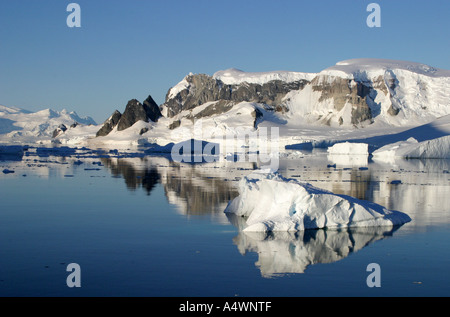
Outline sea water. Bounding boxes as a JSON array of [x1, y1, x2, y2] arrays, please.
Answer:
[[0, 149, 449, 296]]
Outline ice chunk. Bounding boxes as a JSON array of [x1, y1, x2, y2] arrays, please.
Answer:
[[327, 142, 369, 155], [224, 172, 411, 232]]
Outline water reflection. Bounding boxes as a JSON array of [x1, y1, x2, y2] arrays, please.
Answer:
[[101, 158, 160, 195], [3, 148, 450, 277], [90, 153, 448, 277], [100, 156, 242, 217], [279, 154, 450, 231], [227, 213, 400, 277]]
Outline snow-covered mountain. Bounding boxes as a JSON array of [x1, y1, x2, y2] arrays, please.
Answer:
[[1, 58, 449, 148], [0, 105, 96, 144], [162, 58, 450, 129]]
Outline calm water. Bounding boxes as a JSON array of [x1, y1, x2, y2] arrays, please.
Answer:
[[0, 148, 449, 297]]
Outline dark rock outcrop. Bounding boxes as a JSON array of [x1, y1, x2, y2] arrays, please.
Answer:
[[96, 110, 122, 137], [142, 95, 162, 122], [312, 76, 375, 125], [96, 95, 162, 137], [117, 99, 147, 131], [52, 124, 67, 138], [117, 98, 161, 132]]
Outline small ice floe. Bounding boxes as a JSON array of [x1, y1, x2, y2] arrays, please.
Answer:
[[224, 172, 411, 232]]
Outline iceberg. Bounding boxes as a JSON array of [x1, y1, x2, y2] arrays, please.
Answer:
[[224, 172, 411, 232], [327, 142, 369, 155]]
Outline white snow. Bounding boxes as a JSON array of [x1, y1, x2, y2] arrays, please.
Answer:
[[213, 68, 316, 85], [327, 142, 369, 155], [224, 172, 411, 232], [368, 114, 450, 160], [280, 58, 450, 127], [167, 76, 190, 99], [89, 120, 155, 147], [0, 105, 97, 144], [1, 58, 449, 152], [373, 135, 450, 159], [324, 58, 450, 78]]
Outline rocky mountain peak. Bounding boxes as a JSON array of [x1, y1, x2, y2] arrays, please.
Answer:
[[96, 95, 162, 137], [161, 73, 308, 119]]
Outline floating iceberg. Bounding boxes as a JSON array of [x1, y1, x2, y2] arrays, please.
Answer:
[[224, 172, 411, 232], [327, 142, 369, 155]]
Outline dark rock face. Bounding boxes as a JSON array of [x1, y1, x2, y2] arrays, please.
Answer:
[[117, 98, 161, 132], [387, 104, 400, 116], [252, 107, 264, 129], [312, 76, 375, 125], [139, 127, 149, 135], [168, 120, 181, 130], [162, 72, 382, 126], [96, 110, 122, 137], [186, 100, 234, 120], [351, 102, 373, 125], [164, 74, 232, 118], [117, 99, 147, 131], [143, 95, 162, 122], [52, 124, 67, 138], [96, 95, 162, 137], [164, 69, 422, 127], [163, 73, 308, 118]]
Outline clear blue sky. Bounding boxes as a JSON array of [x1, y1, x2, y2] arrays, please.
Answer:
[[1, 0, 449, 123]]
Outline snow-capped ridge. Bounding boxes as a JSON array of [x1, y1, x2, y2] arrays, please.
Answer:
[[164, 58, 450, 130], [0, 105, 32, 114], [326, 58, 450, 78], [0, 105, 97, 143], [213, 68, 316, 85]]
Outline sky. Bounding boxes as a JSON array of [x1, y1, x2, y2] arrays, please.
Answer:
[[1, 0, 449, 123]]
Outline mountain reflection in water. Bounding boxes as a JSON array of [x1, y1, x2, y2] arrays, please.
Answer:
[[5, 148, 448, 278], [97, 154, 450, 229], [100, 156, 242, 216], [93, 153, 449, 277]]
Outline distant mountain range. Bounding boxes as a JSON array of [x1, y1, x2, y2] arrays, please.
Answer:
[[0, 105, 96, 143], [1, 58, 449, 146]]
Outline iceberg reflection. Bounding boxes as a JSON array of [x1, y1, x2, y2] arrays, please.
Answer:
[[227, 213, 402, 277]]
